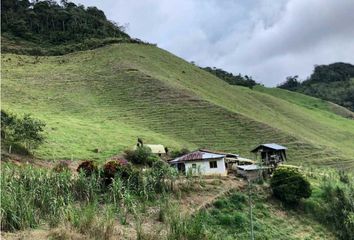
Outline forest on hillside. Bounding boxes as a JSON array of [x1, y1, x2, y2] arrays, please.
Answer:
[[278, 62, 354, 111], [1, 0, 129, 43], [201, 66, 259, 89]]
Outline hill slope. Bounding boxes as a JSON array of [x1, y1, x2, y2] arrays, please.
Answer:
[[2, 44, 354, 167]]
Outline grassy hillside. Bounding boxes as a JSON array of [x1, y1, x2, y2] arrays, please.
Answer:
[[199, 189, 335, 240], [2, 44, 354, 167]]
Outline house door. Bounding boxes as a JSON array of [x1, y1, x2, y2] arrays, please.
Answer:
[[177, 163, 185, 174]]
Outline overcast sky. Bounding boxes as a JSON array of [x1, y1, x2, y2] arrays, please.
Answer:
[[74, 0, 354, 86]]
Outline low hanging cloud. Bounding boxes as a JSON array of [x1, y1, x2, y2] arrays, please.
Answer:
[[74, 0, 354, 86]]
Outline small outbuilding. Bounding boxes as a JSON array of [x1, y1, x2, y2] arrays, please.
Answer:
[[237, 164, 269, 181], [169, 150, 227, 176], [200, 149, 254, 173], [145, 144, 166, 156], [251, 143, 287, 166], [134, 144, 166, 156]]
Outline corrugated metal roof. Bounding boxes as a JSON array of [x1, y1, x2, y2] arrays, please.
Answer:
[[236, 157, 256, 163], [199, 149, 239, 157], [237, 164, 268, 171], [251, 143, 287, 152], [169, 150, 225, 163]]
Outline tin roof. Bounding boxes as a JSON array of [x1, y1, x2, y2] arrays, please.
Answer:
[[199, 149, 239, 158], [169, 150, 225, 163], [237, 164, 268, 171], [251, 143, 287, 152]]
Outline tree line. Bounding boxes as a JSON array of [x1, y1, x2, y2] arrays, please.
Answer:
[[1, 0, 129, 44], [201, 66, 259, 89], [278, 62, 354, 111]]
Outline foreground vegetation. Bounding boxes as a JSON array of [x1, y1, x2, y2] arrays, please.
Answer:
[[0, 160, 175, 235], [2, 162, 351, 239], [196, 168, 353, 240]]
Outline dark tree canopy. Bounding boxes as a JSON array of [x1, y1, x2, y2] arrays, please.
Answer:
[[270, 168, 311, 206], [1, 0, 129, 44], [201, 66, 258, 89], [277, 75, 301, 91], [277, 62, 354, 111]]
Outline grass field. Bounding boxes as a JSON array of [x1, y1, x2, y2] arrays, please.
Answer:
[[2, 43, 354, 167]]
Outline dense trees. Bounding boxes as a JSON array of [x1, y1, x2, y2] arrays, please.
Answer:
[[1, 0, 129, 44], [201, 66, 258, 89], [277, 75, 301, 91], [278, 62, 354, 111]]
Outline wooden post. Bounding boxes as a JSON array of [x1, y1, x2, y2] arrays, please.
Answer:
[[248, 179, 255, 240]]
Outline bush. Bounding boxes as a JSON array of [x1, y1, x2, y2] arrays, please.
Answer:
[[170, 148, 190, 158], [102, 160, 132, 185], [53, 160, 70, 173], [270, 168, 311, 206], [339, 170, 350, 184], [77, 161, 98, 177], [124, 146, 157, 166], [1, 110, 46, 153], [320, 184, 354, 239]]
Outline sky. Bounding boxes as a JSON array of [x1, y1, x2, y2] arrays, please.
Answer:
[[74, 0, 354, 86]]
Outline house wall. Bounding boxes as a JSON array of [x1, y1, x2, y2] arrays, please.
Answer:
[[184, 158, 227, 176]]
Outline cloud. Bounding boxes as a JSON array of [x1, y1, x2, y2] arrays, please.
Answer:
[[74, 0, 354, 86]]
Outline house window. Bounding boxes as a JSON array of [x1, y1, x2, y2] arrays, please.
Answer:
[[209, 161, 217, 168], [192, 164, 197, 169]]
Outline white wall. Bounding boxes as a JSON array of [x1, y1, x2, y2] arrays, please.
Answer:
[[184, 158, 227, 176]]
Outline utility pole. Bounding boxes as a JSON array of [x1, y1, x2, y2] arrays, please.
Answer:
[[248, 179, 254, 240]]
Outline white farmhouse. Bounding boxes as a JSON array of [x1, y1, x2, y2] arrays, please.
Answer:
[[169, 150, 227, 176]]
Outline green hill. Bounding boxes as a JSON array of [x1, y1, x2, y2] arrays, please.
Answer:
[[2, 44, 354, 167]]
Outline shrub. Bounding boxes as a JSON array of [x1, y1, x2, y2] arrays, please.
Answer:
[[77, 161, 98, 177], [102, 160, 132, 185], [219, 214, 233, 225], [339, 170, 350, 184], [233, 212, 246, 228], [320, 184, 354, 239], [270, 168, 311, 206], [103, 160, 120, 181], [213, 199, 229, 209], [1, 110, 46, 153], [170, 148, 190, 158], [53, 160, 70, 173], [124, 146, 157, 165]]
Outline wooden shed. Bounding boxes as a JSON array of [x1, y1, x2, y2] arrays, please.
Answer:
[[251, 143, 287, 166]]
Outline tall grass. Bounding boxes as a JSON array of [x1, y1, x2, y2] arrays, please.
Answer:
[[166, 204, 210, 240], [0, 162, 182, 233], [1, 164, 75, 230], [302, 169, 354, 240]]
